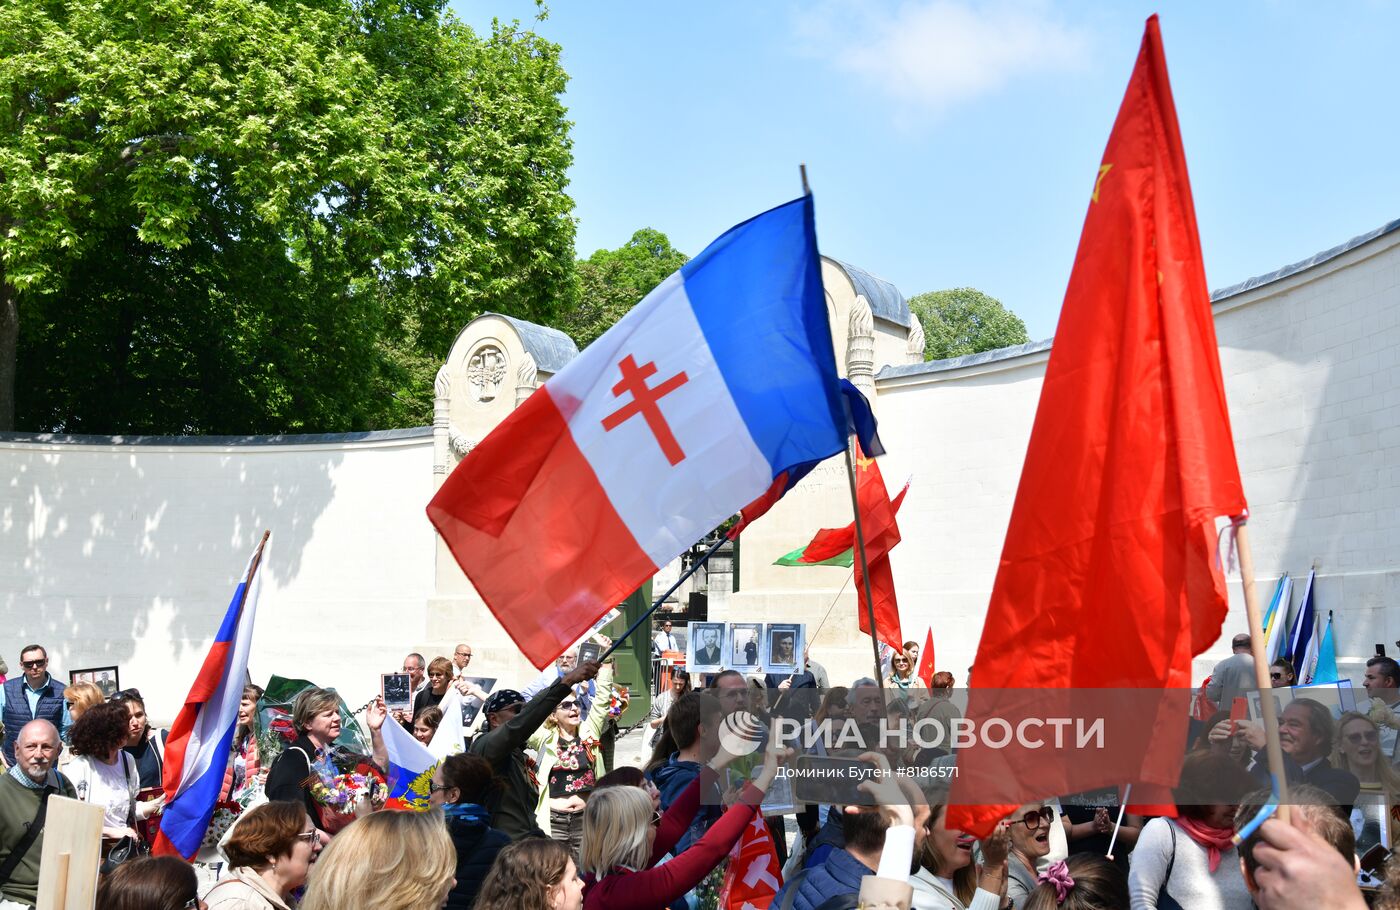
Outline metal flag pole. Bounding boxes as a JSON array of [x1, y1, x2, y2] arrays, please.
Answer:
[[599, 535, 727, 663], [1235, 520, 1292, 824], [801, 161, 885, 689]]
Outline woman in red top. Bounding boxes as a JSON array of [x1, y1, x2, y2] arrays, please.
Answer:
[[579, 742, 781, 910]]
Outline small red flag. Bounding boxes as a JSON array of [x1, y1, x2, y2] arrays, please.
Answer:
[[717, 815, 783, 910], [947, 16, 1246, 837], [851, 447, 905, 652], [917, 626, 936, 688]]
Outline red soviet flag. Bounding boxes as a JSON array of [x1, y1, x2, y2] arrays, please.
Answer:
[[947, 16, 1247, 837], [917, 626, 936, 688], [852, 445, 905, 652]]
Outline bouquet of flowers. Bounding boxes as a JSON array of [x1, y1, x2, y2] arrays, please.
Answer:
[[201, 800, 243, 851], [607, 685, 630, 719], [303, 755, 384, 834]]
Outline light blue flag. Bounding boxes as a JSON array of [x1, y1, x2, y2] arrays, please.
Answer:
[[1313, 612, 1340, 685]]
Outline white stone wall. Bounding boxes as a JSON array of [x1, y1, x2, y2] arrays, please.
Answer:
[[2, 224, 1395, 721], [0, 431, 439, 722]]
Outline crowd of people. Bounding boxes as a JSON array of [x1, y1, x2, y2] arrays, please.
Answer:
[[1, 635, 1399, 910]]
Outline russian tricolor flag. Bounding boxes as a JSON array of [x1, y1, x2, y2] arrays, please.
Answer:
[[428, 196, 847, 668], [153, 533, 269, 859]]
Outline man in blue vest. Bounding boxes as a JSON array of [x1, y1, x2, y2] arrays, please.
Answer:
[[1, 646, 70, 767]]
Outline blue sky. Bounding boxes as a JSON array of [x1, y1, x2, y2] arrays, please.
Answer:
[[452, 1, 1400, 340]]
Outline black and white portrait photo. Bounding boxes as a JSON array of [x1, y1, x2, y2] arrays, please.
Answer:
[[687, 622, 726, 672]]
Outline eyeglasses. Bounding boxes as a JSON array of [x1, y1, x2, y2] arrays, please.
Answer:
[[430, 784, 454, 794], [1346, 730, 1380, 745], [1017, 806, 1056, 830], [295, 830, 319, 845], [1270, 672, 1284, 680], [651, 809, 663, 825], [558, 700, 579, 710], [20, 659, 47, 669]]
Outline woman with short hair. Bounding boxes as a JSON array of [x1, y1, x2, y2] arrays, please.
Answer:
[[430, 753, 511, 910], [204, 802, 322, 909], [97, 855, 203, 910], [66, 702, 152, 847], [264, 688, 347, 831], [1006, 803, 1055, 906], [474, 839, 584, 910], [414, 657, 455, 719], [300, 810, 456, 910]]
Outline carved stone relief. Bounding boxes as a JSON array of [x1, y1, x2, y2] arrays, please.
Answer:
[[465, 345, 508, 403]]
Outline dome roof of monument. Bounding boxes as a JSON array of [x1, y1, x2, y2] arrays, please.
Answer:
[[482, 313, 580, 375], [826, 258, 913, 328]]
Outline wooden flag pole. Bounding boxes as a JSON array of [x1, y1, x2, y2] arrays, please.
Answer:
[[1235, 520, 1291, 823], [800, 162, 884, 689]]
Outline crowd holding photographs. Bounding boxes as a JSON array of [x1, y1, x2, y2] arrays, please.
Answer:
[[681, 620, 805, 674]]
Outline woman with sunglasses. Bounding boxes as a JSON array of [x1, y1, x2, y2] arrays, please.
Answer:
[[428, 753, 511, 910], [886, 653, 927, 695], [204, 802, 323, 910], [1270, 659, 1296, 688], [1006, 803, 1056, 906], [528, 661, 616, 856], [1333, 710, 1400, 858]]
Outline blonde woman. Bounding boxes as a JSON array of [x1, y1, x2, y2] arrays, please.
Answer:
[[529, 662, 615, 854], [1333, 711, 1400, 857], [579, 740, 781, 910], [64, 682, 105, 723], [301, 810, 455, 910], [886, 653, 926, 694], [264, 688, 344, 831]]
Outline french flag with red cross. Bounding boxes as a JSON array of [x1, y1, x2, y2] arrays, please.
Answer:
[[427, 196, 847, 668]]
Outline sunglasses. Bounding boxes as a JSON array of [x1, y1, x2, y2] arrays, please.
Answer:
[[1017, 806, 1056, 830], [1269, 672, 1285, 680], [558, 700, 579, 710], [430, 783, 454, 794], [110, 688, 143, 702], [21, 659, 47, 669], [1346, 730, 1380, 745]]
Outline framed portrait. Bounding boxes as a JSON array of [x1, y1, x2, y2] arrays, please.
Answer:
[[578, 642, 603, 665], [381, 672, 413, 714], [70, 667, 120, 699], [687, 622, 726, 673], [459, 676, 497, 728], [727, 623, 763, 671], [762, 623, 804, 675]]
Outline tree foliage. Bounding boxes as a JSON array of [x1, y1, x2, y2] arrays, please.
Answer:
[[908, 287, 1030, 361], [558, 228, 688, 348], [1, 0, 575, 433]]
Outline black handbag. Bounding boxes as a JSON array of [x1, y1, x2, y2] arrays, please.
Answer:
[[99, 754, 151, 875]]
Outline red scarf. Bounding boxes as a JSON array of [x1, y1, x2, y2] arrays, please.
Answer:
[[1175, 817, 1234, 872]]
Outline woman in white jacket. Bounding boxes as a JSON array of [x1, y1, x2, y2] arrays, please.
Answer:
[[911, 804, 1011, 910], [65, 702, 160, 848]]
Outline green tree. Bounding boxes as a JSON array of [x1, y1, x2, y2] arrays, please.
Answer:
[[559, 228, 688, 347], [1, 0, 574, 433], [908, 287, 1030, 361]]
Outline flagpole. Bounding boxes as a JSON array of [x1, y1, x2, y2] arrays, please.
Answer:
[[1235, 521, 1292, 823], [599, 535, 727, 664], [800, 162, 884, 690]]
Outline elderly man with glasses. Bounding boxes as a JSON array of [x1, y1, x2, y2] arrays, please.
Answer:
[[0, 646, 70, 768]]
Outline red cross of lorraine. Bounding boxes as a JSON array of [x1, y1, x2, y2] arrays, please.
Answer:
[[600, 354, 689, 465]]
